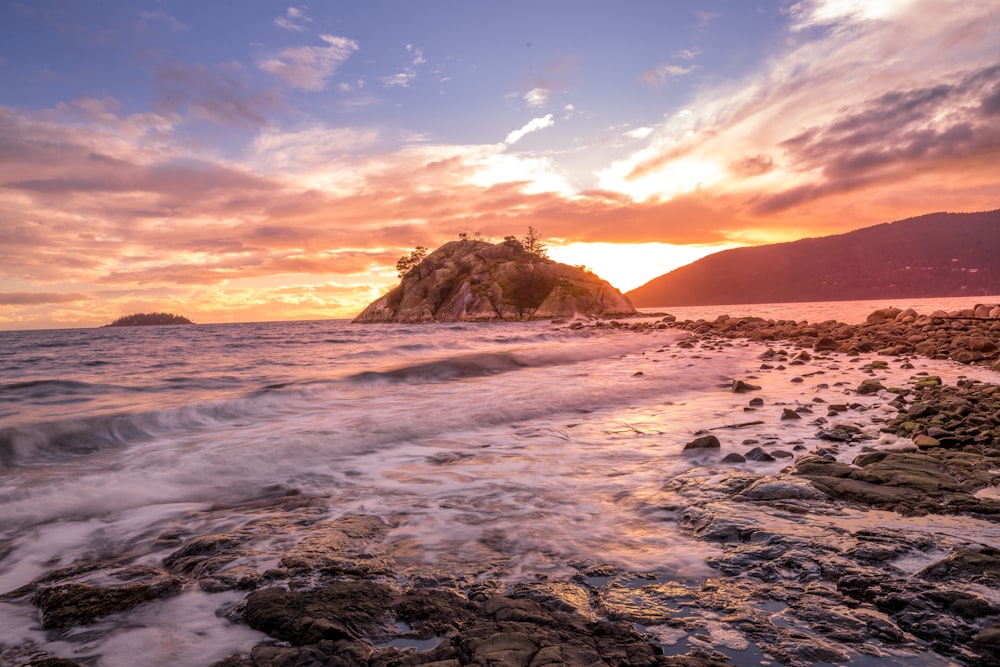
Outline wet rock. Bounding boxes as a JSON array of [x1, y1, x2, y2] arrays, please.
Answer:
[[973, 625, 1000, 665], [736, 478, 824, 501], [27, 565, 183, 630], [684, 434, 721, 451], [242, 581, 398, 644], [0, 645, 84, 667], [856, 379, 885, 395], [721, 452, 746, 463], [780, 408, 801, 420], [731, 380, 761, 393], [234, 582, 672, 667], [744, 447, 775, 462], [794, 456, 854, 478], [162, 504, 392, 589], [918, 547, 1000, 584]]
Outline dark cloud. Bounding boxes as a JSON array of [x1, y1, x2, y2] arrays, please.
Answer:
[[758, 63, 1000, 213], [728, 154, 774, 177]]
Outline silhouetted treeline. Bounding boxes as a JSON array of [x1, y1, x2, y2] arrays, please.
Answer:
[[104, 313, 194, 327]]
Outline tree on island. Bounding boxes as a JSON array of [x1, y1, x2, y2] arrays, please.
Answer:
[[105, 312, 194, 327], [521, 226, 547, 258], [396, 246, 428, 278]]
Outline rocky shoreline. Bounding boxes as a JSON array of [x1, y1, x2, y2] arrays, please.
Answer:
[[3, 306, 1000, 666]]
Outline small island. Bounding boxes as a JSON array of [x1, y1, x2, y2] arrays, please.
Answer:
[[103, 312, 194, 327], [353, 231, 636, 323]]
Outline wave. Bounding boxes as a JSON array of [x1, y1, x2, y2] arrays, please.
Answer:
[[345, 335, 638, 385], [0, 413, 149, 466], [0, 395, 275, 467], [348, 352, 531, 384], [0, 379, 104, 401], [0, 331, 693, 467]]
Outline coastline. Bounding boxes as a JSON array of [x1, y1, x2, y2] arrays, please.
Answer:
[[2, 306, 999, 667]]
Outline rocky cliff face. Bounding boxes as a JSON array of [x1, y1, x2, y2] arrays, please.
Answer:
[[353, 240, 635, 323]]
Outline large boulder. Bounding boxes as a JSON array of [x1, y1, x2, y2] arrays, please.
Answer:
[[353, 240, 636, 323]]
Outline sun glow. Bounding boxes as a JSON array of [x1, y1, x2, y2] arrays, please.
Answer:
[[548, 241, 742, 292]]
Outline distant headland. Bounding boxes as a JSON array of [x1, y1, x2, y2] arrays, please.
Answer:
[[627, 210, 1000, 307], [103, 313, 194, 327]]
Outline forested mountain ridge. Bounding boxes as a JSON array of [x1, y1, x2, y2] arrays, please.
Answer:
[[627, 210, 1000, 307]]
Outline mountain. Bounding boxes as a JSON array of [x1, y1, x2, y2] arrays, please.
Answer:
[[354, 239, 636, 323], [627, 210, 1000, 307]]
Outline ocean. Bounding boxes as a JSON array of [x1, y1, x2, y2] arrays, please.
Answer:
[[1, 296, 998, 666]]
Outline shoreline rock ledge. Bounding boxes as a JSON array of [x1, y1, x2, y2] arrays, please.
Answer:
[[353, 239, 636, 323]]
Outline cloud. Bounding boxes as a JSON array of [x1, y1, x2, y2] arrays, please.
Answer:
[[138, 10, 189, 31], [599, 0, 1000, 227], [697, 11, 720, 28], [625, 127, 654, 141], [154, 60, 281, 127], [406, 44, 426, 66], [788, 0, 915, 31], [275, 6, 312, 32], [728, 154, 774, 177], [381, 70, 416, 88], [505, 114, 555, 145], [524, 87, 551, 108], [259, 34, 359, 91], [0, 292, 89, 305], [641, 64, 695, 87], [753, 63, 1000, 212]]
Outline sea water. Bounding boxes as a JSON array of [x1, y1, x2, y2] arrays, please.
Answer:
[[1, 297, 998, 665]]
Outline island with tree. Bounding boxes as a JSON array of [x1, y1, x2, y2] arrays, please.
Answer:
[[354, 228, 635, 323], [103, 313, 195, 327]]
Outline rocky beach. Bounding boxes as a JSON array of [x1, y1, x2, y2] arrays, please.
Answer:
[[2, 305, 1000, 667]]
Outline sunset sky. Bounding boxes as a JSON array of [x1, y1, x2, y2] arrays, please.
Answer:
[[1, 1, 998, 329]]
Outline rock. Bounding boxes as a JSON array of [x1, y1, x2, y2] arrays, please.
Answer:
[[732, 379, 761, 392], [28, 565, 183, 630], [748, 397, 764, 407], [780, 408, 801, 420], [353, 240, 636, 323], [0, 646, 85, 667], [867, 308, 903, 324], [913, 434, 940, 449], [857, 379, 886, 395], [737, 478, 824, 501], [973, 625, 1000, 661], [684, 434, 721, 451], [721, 452, 746, 463], [745, 447, 776, 462], [236, 583, 671, 667], [919, 547, 1000, 584], [794, 456, 855, 477], [814, 336, 838, 351]]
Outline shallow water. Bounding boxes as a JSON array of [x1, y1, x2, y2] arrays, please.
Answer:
[[0, 307, 997, 665]]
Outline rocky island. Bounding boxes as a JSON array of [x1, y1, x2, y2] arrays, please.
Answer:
[[353, 237, 635, 323], [103, 313, 194, 327]]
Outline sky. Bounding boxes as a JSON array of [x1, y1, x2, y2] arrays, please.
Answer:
[[1, 0, 998, 330]]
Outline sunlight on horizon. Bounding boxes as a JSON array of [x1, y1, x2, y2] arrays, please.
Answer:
[[548, 241, 742, 292]]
